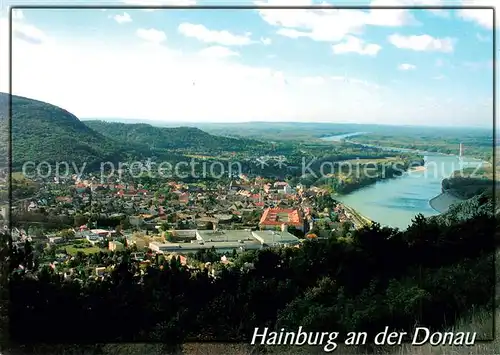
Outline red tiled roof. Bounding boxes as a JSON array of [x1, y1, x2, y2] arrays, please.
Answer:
[[259, 208, 303, 226]]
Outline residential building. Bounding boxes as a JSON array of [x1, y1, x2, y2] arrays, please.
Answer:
[[259, 208, 304, 231], [109, 241, 125, 252]]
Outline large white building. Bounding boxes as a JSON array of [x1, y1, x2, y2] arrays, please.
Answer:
[[149, 229, 300, 254]]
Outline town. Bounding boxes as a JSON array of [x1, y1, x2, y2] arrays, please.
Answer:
[[8, 172, 369, 281]]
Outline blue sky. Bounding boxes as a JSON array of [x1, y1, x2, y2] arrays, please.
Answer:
[[0, 0, 495, 127]]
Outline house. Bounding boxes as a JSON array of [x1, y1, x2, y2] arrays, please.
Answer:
[[252, 228, 300, 247], [48, 236, 65, 244], [109, 240, 125, 252], [126, 234, 158, 250], [86, 234, 103, 245], [91, 229, 112, 238], [259, 208, 304, 231]]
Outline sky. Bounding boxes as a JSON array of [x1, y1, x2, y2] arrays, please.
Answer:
[[0, 0, 495, 127]]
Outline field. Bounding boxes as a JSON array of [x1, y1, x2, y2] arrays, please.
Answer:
[[55, 239, 107, 255], [64, 246, 102, 255], [340, 157, 399, 165], [455, 166, 498, 181]]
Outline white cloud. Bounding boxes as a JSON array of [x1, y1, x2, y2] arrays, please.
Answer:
[[332, 36, 381, 56], [111, 12, 132, 24], [198, 46, 239, 58], [178, 23, 253, 46], [463, 60, 493, 71], [2, 11, 491, 127], [388, 34, 455, 52], [332, 76, 383, 90], [433, 75, 445, 80], [0, 13, 53, 93], [255, 0, 441, 44], [458, 0, 495, 29], [13, 22, 50, 45], [435, 58, 445, 67], [398, 63, 416, 70], [301, 76, 326, 85], [255, 0, 456, 47], [301, 75, 383, 89], [261, 37, 272, 45], [367, 0, 416, 27], [476, 33, 490, 42], [136, 28, 167, 43], [276, 28, 308, 39], [8, 33, 400, 124], [4, 11, 51, 47]]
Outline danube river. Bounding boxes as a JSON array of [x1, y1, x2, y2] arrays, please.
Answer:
[[321, 134, 484, 230]]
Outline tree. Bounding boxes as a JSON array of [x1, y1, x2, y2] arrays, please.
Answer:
[[340, 221, 353, 237], [120, 218, 132, 231], [58, 228, 75, 241], [165, 232, 174, 243], [74, 214, 88, 228], [159, 222, 169, 232]]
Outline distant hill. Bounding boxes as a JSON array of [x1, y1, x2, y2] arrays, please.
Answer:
[[0, 93, 153, 169], [194, 122, 492, 142], [0, 94, 267, 171], [83, 120, 268, 153]]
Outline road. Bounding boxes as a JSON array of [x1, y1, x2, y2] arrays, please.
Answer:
[[342, 204, 372, 229]]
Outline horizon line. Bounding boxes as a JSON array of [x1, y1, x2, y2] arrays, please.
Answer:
[[80, 118, 493, 130]]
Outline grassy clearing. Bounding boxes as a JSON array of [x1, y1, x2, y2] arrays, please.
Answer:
[[64, 246, 102, 255]]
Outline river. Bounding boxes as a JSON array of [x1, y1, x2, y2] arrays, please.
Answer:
[[321, 133, 485, 230]]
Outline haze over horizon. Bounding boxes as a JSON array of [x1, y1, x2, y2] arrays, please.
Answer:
[[0, 1, 494, 128], [78, 116, 495, 130]]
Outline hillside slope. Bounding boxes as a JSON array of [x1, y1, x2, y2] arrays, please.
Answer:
[[0, 94, 266, 171], [84, 120, 268, 153], [0, 93, 152, 169]]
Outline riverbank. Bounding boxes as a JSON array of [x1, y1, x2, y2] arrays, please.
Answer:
[[320, 134, 486, 229], [341, 203, 373, 228], [429, 191, 464, 213]]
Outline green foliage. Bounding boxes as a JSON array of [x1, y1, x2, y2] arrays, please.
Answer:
[[2, 94, 269, 171], [6, 193, 497, 346], [2, 94, 147, 169], [84, 120, 269, 154], [350, 131, 493, 163], [442, 174, 497, 199]]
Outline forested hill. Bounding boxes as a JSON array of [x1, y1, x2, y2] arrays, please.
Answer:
[[0, 93, 152, 169], [83, 120, 268, 153], [0, 93, 266, 170]]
